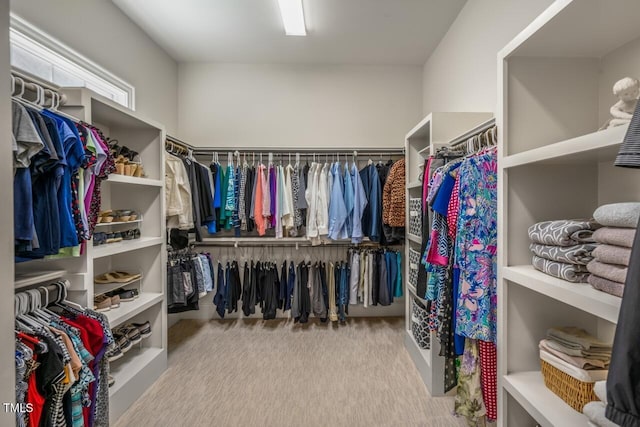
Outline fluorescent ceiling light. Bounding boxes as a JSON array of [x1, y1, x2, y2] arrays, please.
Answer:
[[277, 0, 306, 36]]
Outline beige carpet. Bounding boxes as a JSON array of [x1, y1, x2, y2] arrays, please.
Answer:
[[114, 318, 467, 427]]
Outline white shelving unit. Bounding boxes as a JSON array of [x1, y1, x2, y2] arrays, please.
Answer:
[[497, 1, 640, 425], [60, 88, 168, 423], [403, 112, 492, 396]]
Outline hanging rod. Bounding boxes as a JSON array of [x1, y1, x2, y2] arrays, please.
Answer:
[[192, 148, 404, 157], [166, 134, 196, 150], [449, 118, 496, 147], [11, 68, 68, 105], [194, 237, 401, 249]]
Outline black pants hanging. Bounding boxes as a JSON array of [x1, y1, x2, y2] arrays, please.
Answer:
[[607, 224, 640, 426]]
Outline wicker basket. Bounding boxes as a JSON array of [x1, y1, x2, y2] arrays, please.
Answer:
[[409, 198, 422, 236], [408, 248, 421, 289], [540, 359, 599, 411]]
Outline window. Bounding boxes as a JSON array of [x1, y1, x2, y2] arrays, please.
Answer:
[[9, 14, 135, 110]]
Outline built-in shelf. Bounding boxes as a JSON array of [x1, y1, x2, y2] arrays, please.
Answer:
[[502, 125, 628, 168], [417, 146, 431, 156], [15, 270, 66, 289], [405, 330, 431, 368], [407, 233, 421, 244], [407, 181, 422, 189], [503, 265, 620, 324], [109, 347, 164, 397], [94, 276, 143, 296], [105, 292, 163, 328], [106, 174, 163, 187], [93, 237, 163, 259], [96, 219, 143, 228], [407, 282, 427, 303], [503, 371, 587, 427]]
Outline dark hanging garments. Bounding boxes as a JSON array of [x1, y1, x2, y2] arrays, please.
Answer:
[[378, 252, 391, 306], [319, 262, 329, 322], [359, 164, 382, 243], [606, 224, 640, 426], [226, 261, 241, 314], [294, 262, 311, 324], [279, 261, 287, 310], [244, 166, 255, 232], [258, 262, 279, 320], [213, 262, 227, 318], [337, 262, 349, 322], [242, 262, 252, 317], [285, 261, 295, 311], [168, 258, 199, 313]]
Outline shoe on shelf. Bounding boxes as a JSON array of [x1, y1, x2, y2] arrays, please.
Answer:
[[115, 325, 142, 345], [110, 294, 121, 308], [106, 232, 123, 244], [95, 271, 141, 284], [129, 321, 152, 339], [106, 345, 124, 362], [94, 295, 112, 312], [93, 232, 107, 246], [107, 288, 137, 302], [113, 333, 132, 353], [108, 375, 115, 387]]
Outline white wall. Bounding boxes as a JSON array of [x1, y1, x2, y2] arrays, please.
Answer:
[[178, 63, 423, 148], [10, 0, 178, 134], [422, 0, 554, 115]]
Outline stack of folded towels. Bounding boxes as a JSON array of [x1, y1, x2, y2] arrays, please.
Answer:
[[584, 381, 618, 427], [528, 219, 601, 282], [540, 327, 612, 372], [587, 202, 640, 297]]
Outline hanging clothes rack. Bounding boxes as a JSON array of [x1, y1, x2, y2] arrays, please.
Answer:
[[449, 117, 496, 148]]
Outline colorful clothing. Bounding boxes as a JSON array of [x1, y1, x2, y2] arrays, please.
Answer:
[[455, 339, 487, 425], [454, 148, 498, 343]]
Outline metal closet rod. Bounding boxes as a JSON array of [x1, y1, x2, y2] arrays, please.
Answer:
[[192, 148, 404, 156], [449, 118, 496, 148]]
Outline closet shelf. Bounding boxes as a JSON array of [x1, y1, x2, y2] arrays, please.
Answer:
[[109, 347, 165, 397], [501, 124, 628, 168], [404, 330, 431, 368], [93, 237, 163, 259], [407, 233, 421, 244], [407, 181, 422, 190], [407, 282, 427, 303], [503, 265, 620, 324], [503, 371, 587, 427], [105, 292, 163, 328], [15, 270, 66, 289], [106, 174, 163, 187]]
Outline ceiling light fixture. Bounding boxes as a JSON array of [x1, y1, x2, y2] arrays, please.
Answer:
[[277, 0, 306, 36]]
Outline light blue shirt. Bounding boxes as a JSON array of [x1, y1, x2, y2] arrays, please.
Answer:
[[343, 161, 354, 238], [351, 162, 368, 243], [328, 162, 347, 240]]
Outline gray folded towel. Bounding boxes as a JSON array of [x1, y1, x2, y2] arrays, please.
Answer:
[[593, 202, 640, 228], [592, 244, 632, 266], [587, 260, 628, 284], [583, 402, 619, 427], [547, 326, 612, 352], [593, 227, 636, 248], [528, 219, 600, 246], [532, 255, 589, 283], [588, 274, 625, 298], [530, 243, 596, 265], [545, 339, 611, 360], [539, 340, 608, 369]]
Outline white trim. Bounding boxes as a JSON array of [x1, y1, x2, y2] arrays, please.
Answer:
[[9, 13, 135, 110]]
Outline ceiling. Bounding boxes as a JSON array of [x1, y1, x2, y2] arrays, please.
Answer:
[[112, 0, 466, 65]]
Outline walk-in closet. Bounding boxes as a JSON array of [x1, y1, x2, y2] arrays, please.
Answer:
[[3, 1, 640, 426]]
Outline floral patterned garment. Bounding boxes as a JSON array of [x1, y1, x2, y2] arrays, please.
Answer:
[[454, 148, 498, 343], [455, 338, 487, 426]]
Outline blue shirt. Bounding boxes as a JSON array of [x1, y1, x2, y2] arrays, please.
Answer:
[[328, 162, 347, 240]]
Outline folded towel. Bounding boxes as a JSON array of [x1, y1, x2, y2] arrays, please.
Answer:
[[593, 202, 640, 228], [587, 260, 628, 284], [547, 327, 612, 351], [583, 402, 618, 427], [540, 349, 608, 382], [529, 219, 600, 246], [594, 381, 607, 403], [539, 340, 608, 370], [530, 243, 596, 265], [532, 255, 590, 283], [593, 227, 636, 248], [592, 244, 632, 266], [545, 339, 611, 360], [587, 274, 625, 298]]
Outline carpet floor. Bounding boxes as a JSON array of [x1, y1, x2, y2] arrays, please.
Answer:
[[114, 318, 467, 427]]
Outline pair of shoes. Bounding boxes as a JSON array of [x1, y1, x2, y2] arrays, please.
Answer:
[[114, 324, 142, 345], [95, 271, 142, 284], [106, 232, 123, 244], [122, 228, 141, 240], [97, 210, 114, 223], [106, 288, 139, 302], [113, 210, 138, 222], [94, 294, 121, 312], [93, 232, 107, 246]]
